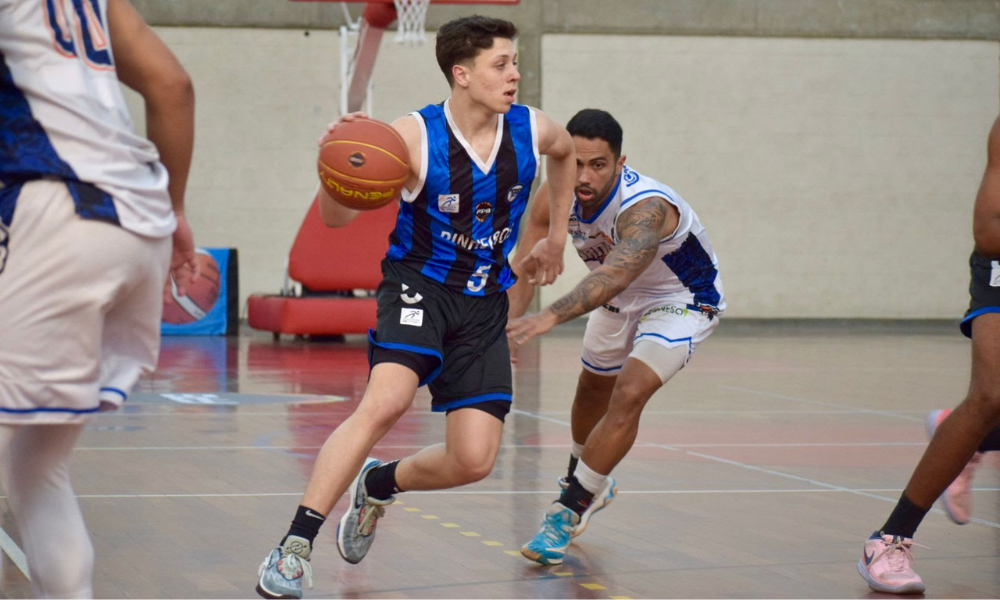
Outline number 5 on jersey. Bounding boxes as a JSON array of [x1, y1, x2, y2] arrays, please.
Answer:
[[467, 264, 490, 293]]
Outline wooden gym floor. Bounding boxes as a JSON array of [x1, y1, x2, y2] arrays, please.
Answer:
[[0, 321, 997, 599]]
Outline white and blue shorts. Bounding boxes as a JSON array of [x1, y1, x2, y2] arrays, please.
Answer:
[[581, 296, 719, 377], [0, 181, 171, 424]]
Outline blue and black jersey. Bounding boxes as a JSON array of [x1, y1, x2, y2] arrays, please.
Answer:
[[386, 100, 539, 296]]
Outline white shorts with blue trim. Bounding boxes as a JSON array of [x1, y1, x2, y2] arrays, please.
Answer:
[[581, 296, 719, 376], [0, 181, 171, 424]]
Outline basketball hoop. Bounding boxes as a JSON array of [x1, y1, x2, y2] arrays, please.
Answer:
[[392, 0, 431, 44]]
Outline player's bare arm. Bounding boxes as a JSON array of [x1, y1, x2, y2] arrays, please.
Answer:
[[507, 197, 671, 349], [973, 115, 1000, 256], [107, 0, 199, 294], [507, 181, 553, 319], [520, 110, 575, 286]]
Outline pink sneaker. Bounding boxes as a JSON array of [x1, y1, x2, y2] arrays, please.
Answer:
[[926, 409, 982, 525], [857, 534, 926, 594]]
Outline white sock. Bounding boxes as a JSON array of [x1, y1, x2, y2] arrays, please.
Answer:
[[573, 459, 608, 496], [570, 441, 585, 459]]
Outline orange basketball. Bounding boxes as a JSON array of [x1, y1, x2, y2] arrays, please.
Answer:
[[317, 117, 410, 211], [162, 251, 221, 324]]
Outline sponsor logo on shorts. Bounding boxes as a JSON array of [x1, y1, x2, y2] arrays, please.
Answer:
[[400, 283, 423, 304], [602, 304, 620, 313], [991, 260, 1000, 287], [438, 194, 459, 214], [640, 304, 689, 321], [505, 183, 524, 203], [475, 202, 493, 223], [401, 308, 423, 327]]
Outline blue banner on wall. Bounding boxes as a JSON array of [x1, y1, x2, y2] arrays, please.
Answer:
[[161, 247, 239, 336]]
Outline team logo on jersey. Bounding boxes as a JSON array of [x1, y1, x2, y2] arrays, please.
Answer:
[[577, 232, 613, 264], [438, 194, 460, 214], [400, 308, 424, 327], [475, 202, 493, 223], [505, 183, 524, 203], [348, 152, 366, 168], [568, 214, 586, 241], [623, 165, 639, 186]]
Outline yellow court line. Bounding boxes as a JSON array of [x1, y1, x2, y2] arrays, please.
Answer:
[[482, 541, 503, 546], [581, 583, 607, 590], [421, 515, 440, 520], [440, 523, 461, 528], [403, 507, 422, 512], [503, 550, 522, 557], [460, 531, 481, 537], [553, 571, 573, 577]]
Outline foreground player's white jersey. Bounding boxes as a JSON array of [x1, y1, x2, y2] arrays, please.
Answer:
[[569, 165, 726, 314], [0, 0, 175, 238]]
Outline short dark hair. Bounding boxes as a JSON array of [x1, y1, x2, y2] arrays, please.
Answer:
[[436, 15, 518, 87], [566, 109, 623, 158]]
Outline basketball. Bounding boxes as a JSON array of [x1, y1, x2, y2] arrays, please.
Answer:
[[162, 250, 221, 324], [317, 117, 410, 211]]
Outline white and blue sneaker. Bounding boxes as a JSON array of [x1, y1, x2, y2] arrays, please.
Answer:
[[256, 536, 313, 599], [571, 476, 617, 538], [336, 457, 395, 564], [521, 503, 578, 565]]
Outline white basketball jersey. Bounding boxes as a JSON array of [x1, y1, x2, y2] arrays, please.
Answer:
[[0, 0, 175, 238], [569, 165, 726, 314]]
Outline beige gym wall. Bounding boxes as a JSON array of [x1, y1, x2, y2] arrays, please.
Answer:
[[123, 11, 1000, 319], [539, 34, 999, 317]]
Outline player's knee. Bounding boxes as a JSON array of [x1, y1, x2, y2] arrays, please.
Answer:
[[605, 393, 645, 428], [450, 449, 496, 483], [356, 396, 410, 433], [33, 534, 93, 599]]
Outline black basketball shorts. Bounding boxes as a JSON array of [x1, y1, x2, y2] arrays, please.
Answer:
[[368, 259, 512, 420], [960, 252, 1000, 338]]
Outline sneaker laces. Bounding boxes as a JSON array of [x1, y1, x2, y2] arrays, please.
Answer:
[[874, 537, 929, 573], [535, 510, 572, 547], [357, 496, 394, 536], [279, 551, 313, 589]]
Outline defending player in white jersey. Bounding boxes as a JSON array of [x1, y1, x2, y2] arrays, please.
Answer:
[[507, 109, 725, 566], [0, 0, 196, 596]]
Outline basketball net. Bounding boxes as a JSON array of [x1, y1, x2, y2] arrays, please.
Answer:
[[392, 0, 431, 44]]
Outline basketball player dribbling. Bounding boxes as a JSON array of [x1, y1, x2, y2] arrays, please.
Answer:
[[255, 15, 577, 599], [0, 0, 197, 596], [858, 114, 1000, 594]]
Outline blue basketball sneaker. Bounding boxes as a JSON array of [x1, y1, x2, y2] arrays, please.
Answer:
[[256, 536, 313, 599], [571, 476, 617, 538], [337, 457, 395, 564], [521, 503, 578, 565]]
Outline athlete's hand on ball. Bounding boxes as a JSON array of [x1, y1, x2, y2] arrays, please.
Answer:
[[506, 309, 558, 363], [166, 213, 200, 300], [316, 111, 370, 145], [521, 237, 565, 286]]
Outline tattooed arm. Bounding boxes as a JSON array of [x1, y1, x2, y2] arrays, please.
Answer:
[[506, 197, 677, 354]]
